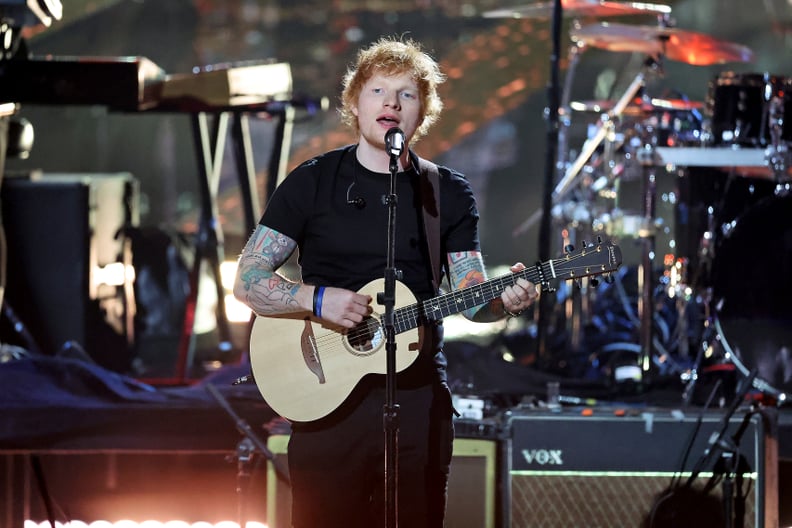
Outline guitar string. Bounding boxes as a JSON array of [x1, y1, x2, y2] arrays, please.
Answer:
[[312, 246, 613, 347]]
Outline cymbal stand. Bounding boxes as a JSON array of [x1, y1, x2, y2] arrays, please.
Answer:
[[556, 42, 584, 178], [766, 96, 790, 182], [556, 42, 592, 353], [553, 70, 646, 203], [636, 131, 659, 381], [511, 40, 585, 240]]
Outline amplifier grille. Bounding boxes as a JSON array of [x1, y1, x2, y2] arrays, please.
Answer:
[[510, 472, 756, 527]]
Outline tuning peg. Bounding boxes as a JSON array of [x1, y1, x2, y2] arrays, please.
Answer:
[[590, 277, 600, 287], [564, 244, 575, 254], [604, 273, 615, 284], [596, 235, 603, 244], [573, 279, 582, 290]]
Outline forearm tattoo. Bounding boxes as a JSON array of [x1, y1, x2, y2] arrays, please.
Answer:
[[448, 251, 486, 289], [238, 227, 303, 314], [447, 250, 503, 321]]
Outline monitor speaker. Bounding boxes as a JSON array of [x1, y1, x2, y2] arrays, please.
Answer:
[[265, 435, 497, 528], [1, 172, 139, 371]]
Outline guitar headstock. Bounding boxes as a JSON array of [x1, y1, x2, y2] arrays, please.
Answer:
[[549, 239, 622, 285]]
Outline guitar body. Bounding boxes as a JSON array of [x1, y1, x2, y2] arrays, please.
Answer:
[[249, 240, 622, 423], [249, 279, 422, 422]]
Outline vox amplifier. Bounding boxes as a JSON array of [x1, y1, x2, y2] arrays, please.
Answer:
[[505, 407, 778, 528]]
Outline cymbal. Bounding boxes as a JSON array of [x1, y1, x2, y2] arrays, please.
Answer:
[[570, 97, 703, 115], [570, 22, 755, 65], [646, 97, 703, 111], [483, 0, 671, 19], [569, 99, 647, 116]]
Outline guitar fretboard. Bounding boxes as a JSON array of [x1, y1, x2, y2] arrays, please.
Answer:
[[388, 240, 619, 335], [392, 263, 548, 334]]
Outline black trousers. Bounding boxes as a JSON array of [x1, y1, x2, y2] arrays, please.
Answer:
[[287, 378, 455, 528]]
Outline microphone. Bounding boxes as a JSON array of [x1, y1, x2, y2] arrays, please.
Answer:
[[384, 127, 405, 157], [345, 180, 366, 209], [347, 196, 366, 209]]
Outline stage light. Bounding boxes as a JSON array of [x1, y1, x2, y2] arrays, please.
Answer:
[[220, 260, 252, 323], [24, 522, 269, 528], [224, 293, 253, 323], [93, 261, 136, 289]]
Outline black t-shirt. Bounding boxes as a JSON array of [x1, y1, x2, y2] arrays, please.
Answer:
[[260, 145, 481, 385]]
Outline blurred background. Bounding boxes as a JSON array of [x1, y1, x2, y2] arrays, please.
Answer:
[[4, 0, 791, 378], [2, 0, 792, 390], [8, 0, 791, 263], [2, 1, 792, 527]]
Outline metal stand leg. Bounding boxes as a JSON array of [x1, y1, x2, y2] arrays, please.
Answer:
[[174, 107, 294, 382], [175, 111, 233, 381], [637, 141, 658, 383], [231, 112, 261, 232]]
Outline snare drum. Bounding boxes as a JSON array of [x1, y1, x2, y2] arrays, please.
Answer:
[[705, 71, 792, 147]]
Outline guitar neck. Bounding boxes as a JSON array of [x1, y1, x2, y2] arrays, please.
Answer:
[[392, 264, 546, 335], [390, 240, 621, 335]]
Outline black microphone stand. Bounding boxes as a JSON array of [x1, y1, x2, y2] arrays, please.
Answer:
[[683, 369, 758, 528], [536, 0, 562, 362], [381, 131, 402, 528], [205, 382, 290, 528]]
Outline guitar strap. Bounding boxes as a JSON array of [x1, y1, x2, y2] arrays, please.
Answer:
[[414, 154, 446, 292]]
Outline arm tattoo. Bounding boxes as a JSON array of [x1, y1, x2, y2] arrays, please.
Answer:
[[448, 251, 486, 290], [237, 226, 303, 314], [447, 250, 502, 321]]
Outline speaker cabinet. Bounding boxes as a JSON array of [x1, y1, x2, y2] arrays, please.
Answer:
[[1, 172, 139, 371], [265, 435, 497, 528], [506, 408, 778, 528]]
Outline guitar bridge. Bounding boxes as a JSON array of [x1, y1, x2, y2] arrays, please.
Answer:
[[301, 319, 326, 384]]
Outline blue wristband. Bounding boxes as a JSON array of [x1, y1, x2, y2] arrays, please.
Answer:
[[313, 286, 325, 318]]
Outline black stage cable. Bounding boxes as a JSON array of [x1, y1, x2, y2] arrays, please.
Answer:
[[645, 377, 723, 527], [672, 378, 723, 489], [30, 455, 61, 528], [684, 368, 758, 490]]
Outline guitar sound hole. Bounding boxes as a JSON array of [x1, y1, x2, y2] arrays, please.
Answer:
[[346, 316, 383, 356]]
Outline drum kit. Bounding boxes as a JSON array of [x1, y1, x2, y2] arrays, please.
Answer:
[[486, 0, 792, 404]]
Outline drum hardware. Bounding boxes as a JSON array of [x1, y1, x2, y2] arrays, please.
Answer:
[[556, 43, 584, 180], [766, 95, 791, 180], [654, 146, 768, 168], [680, 285, 714, 406], [549, 32, 677, 366], [504, 0, 672, 236], [514, 11, 770, 389], [570, 96, 703, 115], [553, 70, 648, 202], [514, 39, 586, 237], [695, 182, 792, 406], [552, 68, 648, 358], [592, 208, 662, 238], [663, 255, 692, 355], [570, 22, 755, 65], [706, 72, 789, 148], [635, 137, 659, 380], [482, 0, 671, 20], [713, 316, 790, 405]]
